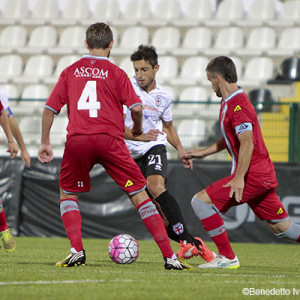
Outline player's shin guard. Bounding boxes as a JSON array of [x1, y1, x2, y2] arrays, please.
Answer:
[[137, 199, 174, 258], [0, 200, 8, 232], [156, 191, 196, 244], [191, 197, 235, 259], [275, 222, 300, 242], [60, 198, 83, 252]]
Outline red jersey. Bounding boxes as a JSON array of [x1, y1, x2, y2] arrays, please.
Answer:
[[219, 89, 277, 186], [0, 100, 3, 113], [46, 55, 141, 140]]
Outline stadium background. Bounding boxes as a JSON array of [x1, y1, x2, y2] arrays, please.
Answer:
[[0, 0, 299, 242]]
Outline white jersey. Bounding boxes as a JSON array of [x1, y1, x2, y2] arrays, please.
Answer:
[[124, 76, 173, 159], [0, 87, 9, 109]]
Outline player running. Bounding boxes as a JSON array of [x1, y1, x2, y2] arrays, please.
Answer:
[[124, 45, 215, 262], [0, 96, 18, 252], [183, 56, 300, 269], [38, 23, 189, 270]]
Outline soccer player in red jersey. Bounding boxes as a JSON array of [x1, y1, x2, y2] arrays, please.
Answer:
[[0, 100, 18, 252], [183, 56, 300, 269], [38, 22, 188, 270]]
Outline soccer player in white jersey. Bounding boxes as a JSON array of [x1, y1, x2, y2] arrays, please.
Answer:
[[0, 87, 31, 167], [0, 90, 18, 252], [124, 45, 215, 262], [0, 86, 30, 252]]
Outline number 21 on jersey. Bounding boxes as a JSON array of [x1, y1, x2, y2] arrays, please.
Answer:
[[77, 81, 100, 118]]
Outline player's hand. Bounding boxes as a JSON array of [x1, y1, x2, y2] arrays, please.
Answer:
[[131, 126, 143, 137], [38, 143, 53, 164], [223, 176, 245, 202], [179, 148, 193, 170], [135, 129, 163, 142], [7, 141, 18, 159], [21, 149, 31, 167]]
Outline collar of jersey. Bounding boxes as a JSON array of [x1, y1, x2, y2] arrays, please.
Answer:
[[82, 55, 109, 61], [223, 88, 243, 103]]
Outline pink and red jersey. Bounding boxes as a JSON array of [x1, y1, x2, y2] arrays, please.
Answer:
[[219, 89, 277, 186], [46, 55, 141, 140]]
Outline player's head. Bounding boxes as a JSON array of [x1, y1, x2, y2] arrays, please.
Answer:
[[85, 22, 113, 53], [206, 56, 238, 97], [130, 45, 159, 92]]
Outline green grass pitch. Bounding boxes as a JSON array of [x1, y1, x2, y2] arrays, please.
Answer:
[[0, 237, 299, 300]]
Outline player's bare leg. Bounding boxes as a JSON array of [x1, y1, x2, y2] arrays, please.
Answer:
[[267, 219, 300, 242]]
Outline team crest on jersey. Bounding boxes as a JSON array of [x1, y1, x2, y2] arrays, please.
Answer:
[[276, 207, 284, 215], [125, 180, 134, 188], [156, 96, 161, 106], [234, 105, 242, 112]]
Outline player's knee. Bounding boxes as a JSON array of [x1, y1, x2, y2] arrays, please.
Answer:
[[274, 222, 300, 241], [191, 197, 216, 220], [147, 183, 165, 199]]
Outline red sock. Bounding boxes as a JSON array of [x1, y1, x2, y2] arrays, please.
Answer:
[[137, 199, 173, 258], [0, 200, 8, 231], [201, 213, 235, 259], [60, 199, 83, 252]]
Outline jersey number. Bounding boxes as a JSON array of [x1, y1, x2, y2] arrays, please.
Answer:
[[148, 154, 162, 166], [77, 81, 100, 118]]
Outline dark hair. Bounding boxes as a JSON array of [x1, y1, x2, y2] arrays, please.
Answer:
[[206, 56, 238, 83], [86, 22, 113, 49], [130, 45, 158, 68]]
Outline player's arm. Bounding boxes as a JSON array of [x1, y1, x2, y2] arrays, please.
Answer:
[[8, 116, 31, 167], [223, 130, 254, 202], [124, 116, 161, 142], [38, 108, 54, 163], [184, 138, 225, 159], [0, 110, 18, 158], [129, 105, 144, 137], [163, 120, 193, 169]]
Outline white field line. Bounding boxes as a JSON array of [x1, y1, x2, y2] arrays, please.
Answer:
[[202, 273, 287, 278], [0, 279, 105, 286]]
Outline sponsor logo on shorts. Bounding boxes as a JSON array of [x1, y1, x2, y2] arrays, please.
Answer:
[[234, 105, 242, 112], [125, 180, 134, 188], [155, 164, 162, 171], [277, 207, 284, 215], [173, 222, 184, 235]]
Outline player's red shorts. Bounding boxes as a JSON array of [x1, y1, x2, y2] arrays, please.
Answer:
[[60, 134, 146, 195], [206, 173, 288, 221]]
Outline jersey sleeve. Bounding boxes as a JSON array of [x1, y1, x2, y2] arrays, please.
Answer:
[[0, 100, 4, 113], [231, 102, 253, 135], [118, 70, 142, 109], [45, 71, 68, 114]]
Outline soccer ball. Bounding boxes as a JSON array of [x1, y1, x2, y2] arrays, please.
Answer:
[[108, 234, 139, 264]]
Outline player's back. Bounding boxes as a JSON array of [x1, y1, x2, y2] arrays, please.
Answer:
[[47, 55, 140, 140]]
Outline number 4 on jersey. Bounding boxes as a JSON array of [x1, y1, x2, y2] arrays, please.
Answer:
[[77, 81, 100, 118]]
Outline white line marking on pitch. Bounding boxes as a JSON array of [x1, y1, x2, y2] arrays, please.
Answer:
[[0, 280, 105, 286], [202, 273, 286, 278]]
